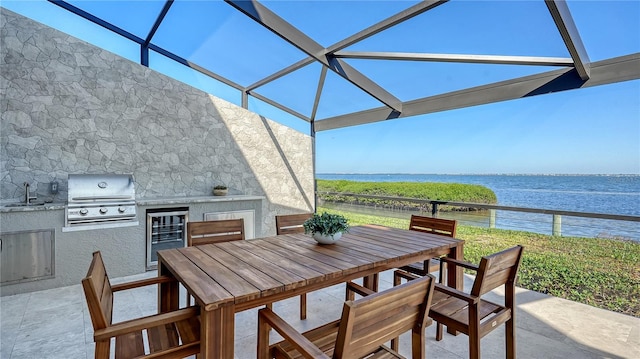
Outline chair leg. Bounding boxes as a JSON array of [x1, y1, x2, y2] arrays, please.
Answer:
[[391, 270, 403, 351], [299, 294, 307, 320], [391, 337, 399, 352], [434, 261, 445, 342], [393, 271, 401, 287], [95, 340, 110, 358], [257, 309, 271, 359], [468, 305, 480, 359], [469, 332, 480, 359], [362, 274, 379, 291], [439, 258, 446, 284], [411, 328, 425, 359], [506, 317, 516, 359], [264, 303, 274, 332], [346, 287, 355, 301], [390, 273, 401, 351]]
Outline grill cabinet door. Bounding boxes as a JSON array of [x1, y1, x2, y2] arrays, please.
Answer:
[[0, 229, 54, 284]]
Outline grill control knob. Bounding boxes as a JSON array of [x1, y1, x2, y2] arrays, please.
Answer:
[[118, 207, 126, 213], [80, 208, 89, 215], [99, 207, 108, 214]]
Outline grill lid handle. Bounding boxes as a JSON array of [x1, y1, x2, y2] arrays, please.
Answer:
[[71, 195, 133, 201]]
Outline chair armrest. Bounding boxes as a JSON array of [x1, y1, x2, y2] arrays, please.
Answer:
[[439, 257, 479, 272], [394, 269, 421, 282], [434, 283, 479, 304], [111, 275, 176, 292], [258, 308, 330, 359], [94, 306, 199, 341], [346, 281, 376, 298]]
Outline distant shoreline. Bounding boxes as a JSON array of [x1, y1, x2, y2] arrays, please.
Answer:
[[317, 173, 639, 239]]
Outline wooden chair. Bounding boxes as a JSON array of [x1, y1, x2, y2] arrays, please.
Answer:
[[83, 251, 200, 359], [429, 245, 524, 359], [186, 218, 245, 305], [396, 215, 457, 279], [187, 218, 245, 246], [257, 273, 436, 359], [275, 213, 313, 236], [276, 213, 313, 320]]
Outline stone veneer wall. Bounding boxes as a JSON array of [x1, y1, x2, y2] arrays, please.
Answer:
[[0, 9, 315, 235]]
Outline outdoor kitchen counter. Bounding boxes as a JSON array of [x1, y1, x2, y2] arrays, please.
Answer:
[[137, 194, 265, 206], [0, 195, 265, 213], [0, 194, 266, 296], [0, 202, 66, 213]]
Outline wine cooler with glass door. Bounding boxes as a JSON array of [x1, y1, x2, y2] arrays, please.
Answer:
[[146, 207, 189, 269]]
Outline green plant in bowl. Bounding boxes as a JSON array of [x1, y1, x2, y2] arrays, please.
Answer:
[[213, 185, 228, 196], [303, 212, 349, 244]]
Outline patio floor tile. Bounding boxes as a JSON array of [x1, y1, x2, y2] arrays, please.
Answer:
[[1, 270, 637, 359]]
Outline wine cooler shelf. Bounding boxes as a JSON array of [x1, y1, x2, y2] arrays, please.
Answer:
[[146, 207, 189, 269]]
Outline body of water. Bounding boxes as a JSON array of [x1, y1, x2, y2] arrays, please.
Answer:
[[317, 174, 640, 240]]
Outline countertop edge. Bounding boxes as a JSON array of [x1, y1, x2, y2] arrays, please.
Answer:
[[0, 203, 66, 212], [1, 195, 265, 213], [137, 195, 265, 206]]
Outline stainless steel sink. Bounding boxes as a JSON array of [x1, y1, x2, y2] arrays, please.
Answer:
[[4, 201, 50, 207]]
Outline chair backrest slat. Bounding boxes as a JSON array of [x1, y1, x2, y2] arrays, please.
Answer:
[[409, 215, 457, 237], [276, 213, 313, 235], [187, 219, 245, 246], [333, 275, 435, 358], [82, 251, 113, 331], [471, 245, 524, 296]]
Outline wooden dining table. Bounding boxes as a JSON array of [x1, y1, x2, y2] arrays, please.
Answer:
[[157, 224, 464, 358]]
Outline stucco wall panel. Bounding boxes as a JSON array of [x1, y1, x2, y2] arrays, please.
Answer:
[[0, 8, 314, 294], [1, 8, 314, 226]]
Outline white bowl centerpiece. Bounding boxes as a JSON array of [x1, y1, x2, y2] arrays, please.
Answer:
[[303, 212, 349, 244]]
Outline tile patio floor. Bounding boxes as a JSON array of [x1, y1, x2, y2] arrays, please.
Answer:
[[1, 269, 638, 359]]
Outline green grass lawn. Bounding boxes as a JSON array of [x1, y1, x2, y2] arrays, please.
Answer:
[[317, 180, 496, 211], [317, 206, 640, 318]]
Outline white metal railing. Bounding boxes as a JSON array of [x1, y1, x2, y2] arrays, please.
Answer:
[[317, 191, 640, 241]]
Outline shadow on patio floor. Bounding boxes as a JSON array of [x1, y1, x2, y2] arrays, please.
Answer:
[[1, 270, 638, 359]]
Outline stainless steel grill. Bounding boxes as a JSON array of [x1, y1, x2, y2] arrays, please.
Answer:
[[63, 174, 138, 231]]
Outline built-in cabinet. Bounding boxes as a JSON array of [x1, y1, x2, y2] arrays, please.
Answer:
[[0, 229, 55, 285]]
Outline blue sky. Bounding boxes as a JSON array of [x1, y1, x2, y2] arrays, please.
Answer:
[[3, 0, 639, 175]]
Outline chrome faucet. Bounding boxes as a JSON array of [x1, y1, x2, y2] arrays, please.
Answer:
[[24, 182, 37, 204]]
